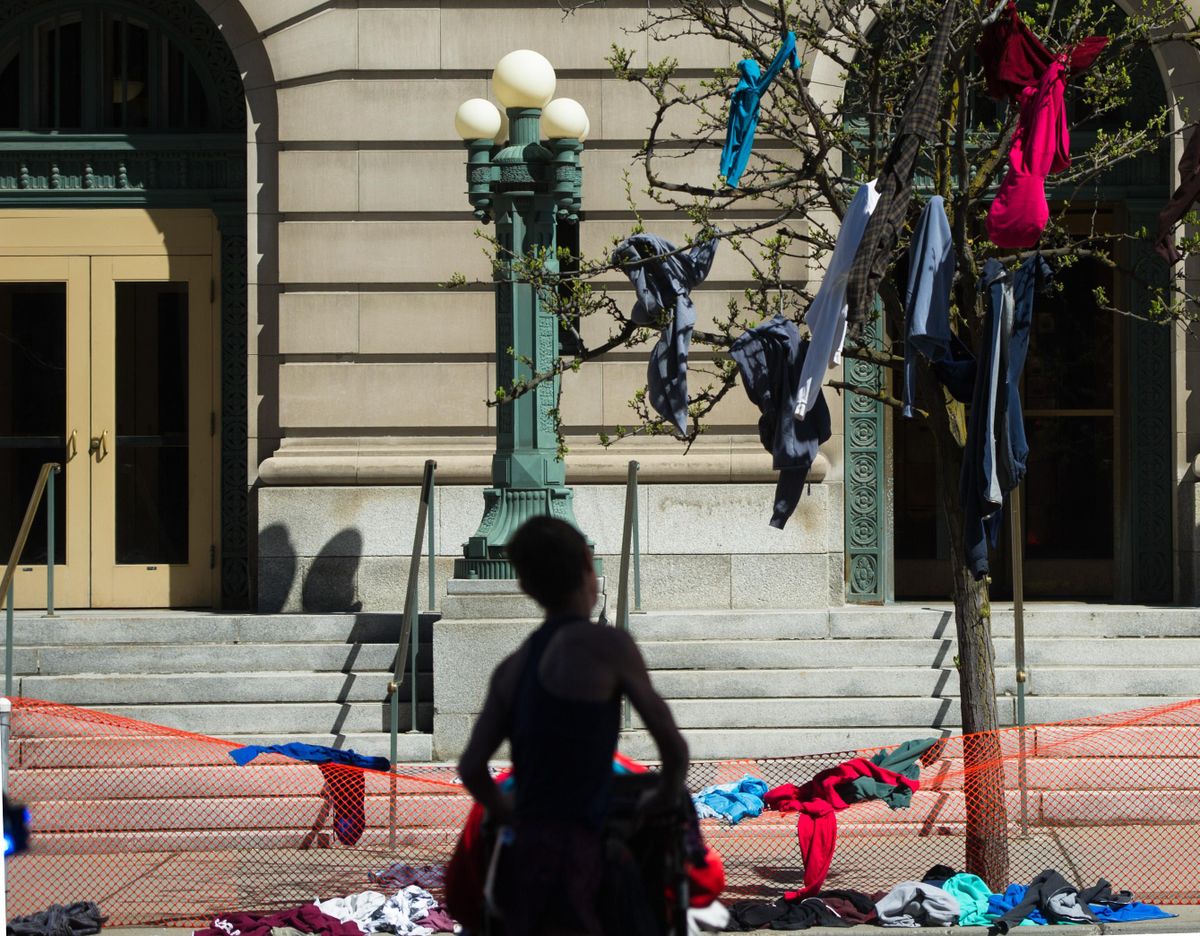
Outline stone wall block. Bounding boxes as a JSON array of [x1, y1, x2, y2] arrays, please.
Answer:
[[259, 486, 421, 557], [233, 0, 327, 34], [359, 292, 494, 355], [278, 362, 491, 429], [571, 484, 649, 555], [359, 151, 463, 213], [264, 8, 356, 82], [730, 553, 834, 608], [359, 9, 441, 71], [557, 364, 605, 428], [279, 221, 491, 284], [439, 3, 648, 71], [278, 80, 488, 142], [358, 556, 458, 611], [632, 553, 732, 609], [279, 150, 359, 213], [278, 292, 359, 354], [646, 483, 832, 554], [434, 617, 541, 717]]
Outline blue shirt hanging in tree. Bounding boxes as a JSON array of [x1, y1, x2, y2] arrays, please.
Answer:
[[720, 32, 800, 188]]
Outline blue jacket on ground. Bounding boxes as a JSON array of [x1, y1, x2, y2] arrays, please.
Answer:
[[720, 32, 800, 188], [229, 742, 390, 771], [1088, 902, 1175, 923], [692, 775, 769, 825], [988, 885, 1044, 924]]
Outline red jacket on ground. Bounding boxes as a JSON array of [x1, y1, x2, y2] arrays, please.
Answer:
[[765, 759, 920, 899]]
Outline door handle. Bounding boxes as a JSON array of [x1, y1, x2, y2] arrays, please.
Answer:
[[89, 430, 109, 461], [66, 429, 77, 462]]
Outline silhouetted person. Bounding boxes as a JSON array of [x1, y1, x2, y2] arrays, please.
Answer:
[[458, 517, 689, 936]]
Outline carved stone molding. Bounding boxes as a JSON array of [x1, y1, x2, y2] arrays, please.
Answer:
[[845, 315, 888, 603]]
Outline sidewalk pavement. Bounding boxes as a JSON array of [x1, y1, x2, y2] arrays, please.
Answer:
[[105, 905, 1200, 935]]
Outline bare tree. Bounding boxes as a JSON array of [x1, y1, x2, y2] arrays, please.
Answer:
[[465, 0, 1200, 885]]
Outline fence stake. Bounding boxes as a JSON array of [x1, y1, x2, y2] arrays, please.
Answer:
[[0, 696, 8, 925], [1011, 481, 1029, 837]]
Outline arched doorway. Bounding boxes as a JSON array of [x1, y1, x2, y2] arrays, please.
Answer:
[[835, 7, 1175, 604], [0, 0, 247, 608]]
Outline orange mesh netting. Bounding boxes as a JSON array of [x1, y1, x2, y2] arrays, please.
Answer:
[[6, 696, 1200, 926]]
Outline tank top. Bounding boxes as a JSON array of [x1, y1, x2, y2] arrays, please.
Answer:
[[510, 616, 622, 830]]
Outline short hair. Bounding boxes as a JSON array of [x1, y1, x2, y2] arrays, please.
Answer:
[[506, 516, 591, 610]]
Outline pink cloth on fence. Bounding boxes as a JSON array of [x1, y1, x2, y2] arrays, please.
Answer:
[[986, 60, 1069, 249], [765, 759, 920, 900]]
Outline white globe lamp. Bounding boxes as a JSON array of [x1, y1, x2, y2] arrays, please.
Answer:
[[454, 98, 502, 141], [492, 50, 556, 109], [541, 98, 589, 140]]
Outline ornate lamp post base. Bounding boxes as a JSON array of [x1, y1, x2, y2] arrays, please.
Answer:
[[455, 485, 582, 579]]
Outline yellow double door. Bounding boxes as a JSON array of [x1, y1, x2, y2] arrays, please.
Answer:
[[0, 210, 218, 608]]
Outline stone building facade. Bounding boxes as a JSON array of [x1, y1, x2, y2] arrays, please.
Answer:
[[0, 0, 1197, 613]]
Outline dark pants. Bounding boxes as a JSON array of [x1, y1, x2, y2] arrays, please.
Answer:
[[496, 818, 605, 936]]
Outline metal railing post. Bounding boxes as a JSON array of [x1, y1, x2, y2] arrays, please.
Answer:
[[390, 460, 436, 756], [46, 467, 57, 618], [631, 462, 642, 613], [4, 585, 12, 699], [390, 459, 435, 850], [1, 462, 64, 693], [616, 461, 638, 729], [427, 464, 437, 612]]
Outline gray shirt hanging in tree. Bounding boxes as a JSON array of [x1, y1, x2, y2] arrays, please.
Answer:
[[611, 233, 719, 435]]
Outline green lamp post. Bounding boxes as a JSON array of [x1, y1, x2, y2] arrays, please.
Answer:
[[453, 51, 593, 580]]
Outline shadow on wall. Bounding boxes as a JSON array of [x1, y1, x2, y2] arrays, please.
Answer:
[[259, 523, 363, 613]]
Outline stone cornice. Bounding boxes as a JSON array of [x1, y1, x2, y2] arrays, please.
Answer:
[[258, 435, 836, 486]]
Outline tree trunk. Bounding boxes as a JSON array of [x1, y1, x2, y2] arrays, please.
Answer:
[[924, 369, 1011, 889]]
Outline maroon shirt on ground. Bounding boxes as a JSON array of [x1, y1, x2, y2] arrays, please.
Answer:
[[194, 903, 363, 936]]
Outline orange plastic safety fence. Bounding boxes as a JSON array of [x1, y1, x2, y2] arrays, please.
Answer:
[[6, 697, 1200, 927], [691, 698, 1200, 904]]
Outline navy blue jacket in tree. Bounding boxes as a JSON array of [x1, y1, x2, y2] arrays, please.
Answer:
[[960, 255, 1050, 578], [612, 233, 719, 435], [730, 316, 831, 529]]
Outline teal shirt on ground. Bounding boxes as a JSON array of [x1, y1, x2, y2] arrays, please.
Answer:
[[944, 873, 996, 926]]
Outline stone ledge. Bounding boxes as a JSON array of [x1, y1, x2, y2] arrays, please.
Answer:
[[257, 435, 834, 485]]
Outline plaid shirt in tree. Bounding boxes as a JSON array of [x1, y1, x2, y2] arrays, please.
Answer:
[[846, 0, 958, 333]]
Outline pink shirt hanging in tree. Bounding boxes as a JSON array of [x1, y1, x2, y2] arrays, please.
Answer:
[[986, 60, 1069, 249]]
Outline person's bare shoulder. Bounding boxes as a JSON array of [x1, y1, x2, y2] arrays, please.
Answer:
[[490, 640, 532, 705]]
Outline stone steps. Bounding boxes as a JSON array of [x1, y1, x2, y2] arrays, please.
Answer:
[[629, 606, 1200, 760], [7, 611, 435, 759]]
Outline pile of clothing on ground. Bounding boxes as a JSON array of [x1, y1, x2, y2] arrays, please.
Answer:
[[192, 873, 457, 936], [712, 866, 1176, 931]]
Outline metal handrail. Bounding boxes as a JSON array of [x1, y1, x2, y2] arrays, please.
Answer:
[[388, 459, 436, 850], [3, 462, 61, 697], [388, 459, 436, 759], [615, 460, 641, 729]]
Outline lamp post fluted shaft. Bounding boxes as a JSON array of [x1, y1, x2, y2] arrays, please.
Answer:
[[455, 103, 588, 580]]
